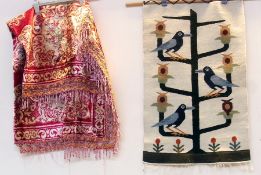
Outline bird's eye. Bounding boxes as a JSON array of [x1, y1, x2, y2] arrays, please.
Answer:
[[205, 68, 209, 71], [178, 32, 182, 36], [181, 105, 185, 109]]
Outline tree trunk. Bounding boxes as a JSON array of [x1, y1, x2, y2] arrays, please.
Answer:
[[190, 10, 204, 153]]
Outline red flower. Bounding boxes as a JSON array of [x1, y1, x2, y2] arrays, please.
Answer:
[[158, 64, 169, 76], [160, 68, 166, 74], [222, 29, 228, 35], [159, 97, 166, 103], [155, 138, 161, 145], [222, 99, 233, 115], [157, 25, 164, 31], [157, 93, 168, 104], [211, 137, 216, 144], [176, 139, 181, 145], [232, 136, 237, 142], [224, 103, 231, 110], [224, 58, 231, 64]]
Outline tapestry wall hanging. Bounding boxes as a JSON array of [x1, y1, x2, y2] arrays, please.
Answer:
[[143, 0, 251, 164], [7, 1, 119, 160]]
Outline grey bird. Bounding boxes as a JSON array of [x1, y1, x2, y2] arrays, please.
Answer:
[[152, 31, 191, 59], [196, 66, 239, 96], [152, 104, 195, 134]]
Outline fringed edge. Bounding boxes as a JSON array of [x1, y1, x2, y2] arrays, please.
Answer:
[[17, 133, 120, 161], [14, 34, 120, 160], [64, 147, 119, 161], [144, 161, 253, 171]]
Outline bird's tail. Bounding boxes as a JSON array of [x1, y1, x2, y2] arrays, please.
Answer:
[[228, 83, 239, 87], [151, 47, 161, 52], [152, 122, 162, 127]]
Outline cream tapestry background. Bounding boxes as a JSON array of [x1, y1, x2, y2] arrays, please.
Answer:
[[143, 1, 250, 164]]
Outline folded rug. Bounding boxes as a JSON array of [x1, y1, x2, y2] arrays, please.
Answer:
[[7, 1, 119, 160]]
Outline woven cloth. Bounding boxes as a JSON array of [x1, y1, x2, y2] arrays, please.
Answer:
[[143, 1, 250, 165], [7, 1, 119, 160]]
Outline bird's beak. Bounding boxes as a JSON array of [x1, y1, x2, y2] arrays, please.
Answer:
[[186, 106, 195, 110], [195, 70, 203, 73], [184, 34, 192, 37]]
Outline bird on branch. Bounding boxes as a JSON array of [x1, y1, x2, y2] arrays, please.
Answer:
[[152, 31, 191, 60], [196, 66, 239, 97], [152, 104, 195, 135]]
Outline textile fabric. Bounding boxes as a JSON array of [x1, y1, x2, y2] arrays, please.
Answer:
[[143, 1, 250, 165], [7, 1, 119, 160]]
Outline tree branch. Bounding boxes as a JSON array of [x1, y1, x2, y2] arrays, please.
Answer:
[[159, 112, 193, 139], [156, 38, 191, 64], [198, 44, 229, 59], [197, 20, 225, 27], [200, 119, 231, 134], [160, 84, 192, 96], [163, 16, 191, 20], [199, 74, 232, 102]]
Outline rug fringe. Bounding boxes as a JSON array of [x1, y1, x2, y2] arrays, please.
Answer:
[[144, 161, 253, 174], [64, 148, 119, 161]]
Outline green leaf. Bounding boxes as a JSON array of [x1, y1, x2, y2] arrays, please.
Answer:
[[173, 145, 178, 149], [208, 144, 214, 148], [153, 148, 157, 152], [209, 148, 214, 152], [180, 148, 184, 152], [235, 146, 241, 151], [229, 146, 235, 151], [229, 142, 234, 147], [158, 145, 164, 149], [179, 145, 185, 149], [235, 142, 241, 147], [215, 147, 220, 152], [173, 148, 178, 153], [217, 112, 225, 116], [159, 148, 164, 152], [151, 103, 157, 107], [167, 103, 173, 106], [231, 111, 240, 114]]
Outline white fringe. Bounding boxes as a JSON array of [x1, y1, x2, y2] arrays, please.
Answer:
[[144, 161, 253, 175], [64, 149, 118, 162]]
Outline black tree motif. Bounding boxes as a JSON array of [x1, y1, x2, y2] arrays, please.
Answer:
[[155, 9, 233, 153]]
